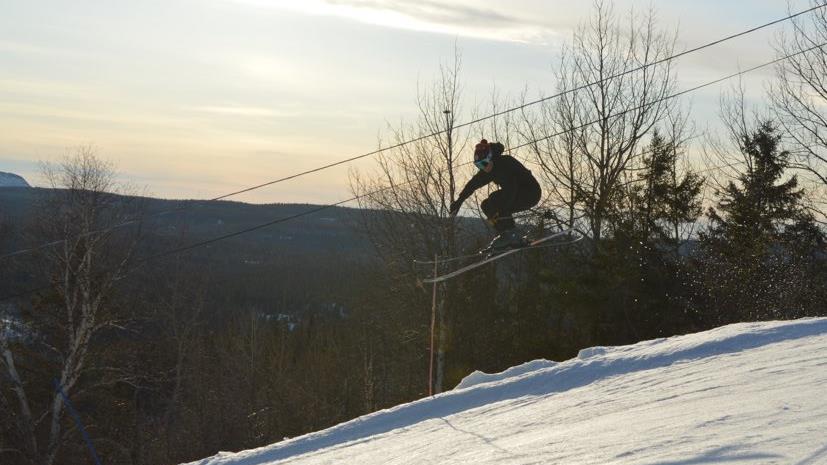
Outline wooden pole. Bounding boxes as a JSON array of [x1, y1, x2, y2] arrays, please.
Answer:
[[429, 254, 438, 397], [429, 109, 451, 397]]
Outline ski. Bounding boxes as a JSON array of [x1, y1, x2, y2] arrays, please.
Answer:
[[415, 228, 576, 266], [423, 230, 580, 283]]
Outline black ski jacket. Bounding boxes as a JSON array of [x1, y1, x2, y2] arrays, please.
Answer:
[[455, 155, 540, 207]]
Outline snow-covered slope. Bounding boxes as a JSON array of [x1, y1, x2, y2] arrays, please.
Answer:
[[0, 172, 30, 187], [186, 318, 827, 465]]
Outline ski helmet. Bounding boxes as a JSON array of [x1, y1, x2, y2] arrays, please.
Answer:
[[473, 139, 492, 170]]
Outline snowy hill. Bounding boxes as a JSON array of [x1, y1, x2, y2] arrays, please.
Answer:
[[185, 318, 827, 465], [0, 172, 30, 187]]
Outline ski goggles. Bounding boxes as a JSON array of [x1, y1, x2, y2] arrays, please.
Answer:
[[474, 154, 492, 171]]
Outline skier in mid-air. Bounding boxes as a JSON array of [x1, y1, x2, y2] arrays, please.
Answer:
[[450, 139, 542, 254]]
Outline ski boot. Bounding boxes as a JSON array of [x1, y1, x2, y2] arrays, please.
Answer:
[[483, 229, 529, 257]]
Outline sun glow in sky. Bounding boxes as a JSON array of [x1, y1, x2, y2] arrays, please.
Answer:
[[0, 0, 809, 204]]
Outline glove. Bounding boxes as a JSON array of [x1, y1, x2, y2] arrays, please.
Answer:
[[449, 199, 462, 217], [487, 212, 500, 227]]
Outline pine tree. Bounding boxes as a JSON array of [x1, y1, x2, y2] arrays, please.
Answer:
[[697, 121, 824, 323], [636, 131, 704, 249], [590, 131, 704, 341]]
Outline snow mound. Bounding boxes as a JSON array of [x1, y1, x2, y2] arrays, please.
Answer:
[[577, 345, 610, 358], [184, 318, 827, 465], [454, 359, 558, 390], [0, 172, 30, 187]]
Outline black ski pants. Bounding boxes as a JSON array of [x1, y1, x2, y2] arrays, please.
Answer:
[[480, 183, 541, 233]]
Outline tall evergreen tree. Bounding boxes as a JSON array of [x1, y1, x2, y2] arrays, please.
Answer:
[[584, 132, 702, 341], [637, 131, 704, 248], [613, 130, 704, 247], [697, 121, 824, 323]]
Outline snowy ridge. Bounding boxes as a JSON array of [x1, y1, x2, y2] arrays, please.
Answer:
[[185, 318, 827, 465], [0, 172, 30, 187]]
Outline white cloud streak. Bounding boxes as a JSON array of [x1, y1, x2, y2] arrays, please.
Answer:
[[228, 0, 566, 43]]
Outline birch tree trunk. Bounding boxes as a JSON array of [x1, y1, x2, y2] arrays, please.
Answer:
[[1, 147, 141, 465]]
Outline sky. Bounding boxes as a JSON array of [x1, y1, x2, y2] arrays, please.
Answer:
[[0, 0, 815, 204]]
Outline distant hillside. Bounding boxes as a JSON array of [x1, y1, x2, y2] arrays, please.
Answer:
[[0, 188, 486, 314], [0, 172, 30, 188], [0, 188, 377, 259], [0, 188, 379, 322], [0, 188, 485, 259]]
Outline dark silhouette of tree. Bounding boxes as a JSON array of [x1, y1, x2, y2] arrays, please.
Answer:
[[697, 121, 824, 323]]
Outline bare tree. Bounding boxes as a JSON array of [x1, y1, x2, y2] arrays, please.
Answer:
[[528, 0, 679, 242], [153, 256, 207, 461], [705, 82, 774, 192], [0, 146, 143, 465], [771, 1, 827, 220], [352, 49, 472, 263], [519, 73, 588, 231], [350, 49, 481, 393]]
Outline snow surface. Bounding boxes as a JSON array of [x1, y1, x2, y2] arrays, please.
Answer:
[[185, 318, 827, 465], [454, 359, 558, 390], [0, 171, 30, 187]]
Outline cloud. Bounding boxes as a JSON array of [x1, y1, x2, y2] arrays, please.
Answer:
[[326, 0, 520, 29], [228, 0, 565, 43]]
